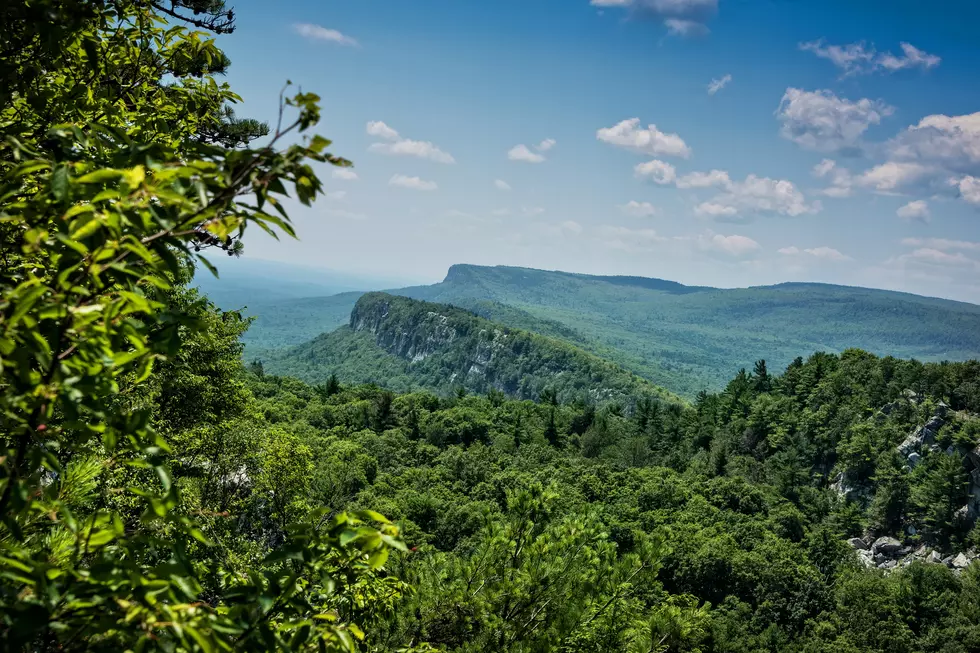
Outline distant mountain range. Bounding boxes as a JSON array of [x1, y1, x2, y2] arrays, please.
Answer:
[[208, 262, 980, 398], [265, 293, 681, 405]]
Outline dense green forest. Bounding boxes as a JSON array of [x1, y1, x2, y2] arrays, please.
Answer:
[[253, 344, 980, 651], [4, 1, 980, 651], [228, 263, 980, 398], [264, 292, 681, 405]]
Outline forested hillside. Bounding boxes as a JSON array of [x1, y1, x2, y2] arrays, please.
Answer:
[[232, 263, 980, 398], [265, 293, 680, 405], [248, 348, 980, 651]]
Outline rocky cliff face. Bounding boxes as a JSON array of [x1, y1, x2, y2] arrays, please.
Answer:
[[346, 292, 674, 405], [349, 293, 528, 395]]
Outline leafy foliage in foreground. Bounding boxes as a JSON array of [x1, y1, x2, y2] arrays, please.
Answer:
[[0, 0, 404, 649], [251, 349, 980, 651], [266, 292, 682, 405]]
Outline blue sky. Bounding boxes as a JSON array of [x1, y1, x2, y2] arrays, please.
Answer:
[[216, 0, 980, 302]]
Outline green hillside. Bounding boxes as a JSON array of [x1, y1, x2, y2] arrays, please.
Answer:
[[235, 263, 980, 398], [264, 292, 681, 405]]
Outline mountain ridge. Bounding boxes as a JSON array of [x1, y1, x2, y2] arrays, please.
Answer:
[[265, 292, 683, 405]]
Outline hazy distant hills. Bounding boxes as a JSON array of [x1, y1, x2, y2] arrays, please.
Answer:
[[212, 262, 980, 397]]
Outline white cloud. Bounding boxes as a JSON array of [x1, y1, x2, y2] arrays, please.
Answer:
[[508, 139, 556, 163], [676, 169, 731, 189], [366, 121, 400, 140], [877, 43, 942, 72], [697, 231, 762, 257], [776, 88, 893, 154], [560, 220, 583, 234], [294, 24, 359, 46], [598, 118, 692, 158], [389, 174, 437, 191], [897, 200, 931, 223], [508, 144, 546, 163], [522, 206, 546, 217], [887, 112, 980, 175], [332, 168, 359, 181], [634, 159, 677, 184], [810, 160, 857, 198], [694, 202, 739, 219], [638, 161, 819, 220], [778, 246, 801, 255], [707, 74, 732, 95], [491, 208, 512, 217], [799, 40, 940, 76], [804, 246, 851, 261], [856, 161, 930, 192], [619, 201, 659, 217], [954, 176, 980, 205], [697, 174, 820, 219], [366, 121, 455, 164], [665, 18, 708, 37], [494, 179, 512, 191]]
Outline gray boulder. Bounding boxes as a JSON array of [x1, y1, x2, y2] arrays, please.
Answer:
[[848, 537, 869, 550], [928, 551, 943, 564], [907, 452, 922, 468], [873, 536, 903, 555], [952, 553, 971, 569]]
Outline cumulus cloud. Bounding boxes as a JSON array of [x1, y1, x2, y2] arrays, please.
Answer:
[[508, 139, 555, 164], [707, 74, 732, 95], [697, 231, 761, 257], [332, 168, 359, 181], [294, 23, 359, 46], [598, 119, 692, 158], [389, 174, 437, 191], [619, 201, 659, 217], [560, 220, 583, 234], [494, 179, 512, 191], [508, 144, 545, 163], [777, 246, 801, 255], [897, 200, 931, 223], [634, 159, 677, 184], [776, 88, 893, 154], [799, 40, 940, 76], [366, 121, 455, 164], [954, 176, 980, 205], [537, 139, 557, 152], [887, 112, 980, 175], [856, 162, 931, 192], [638, 161, 818, 220], [676, 169, 731, 189], [804, 246, 851, 261]]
